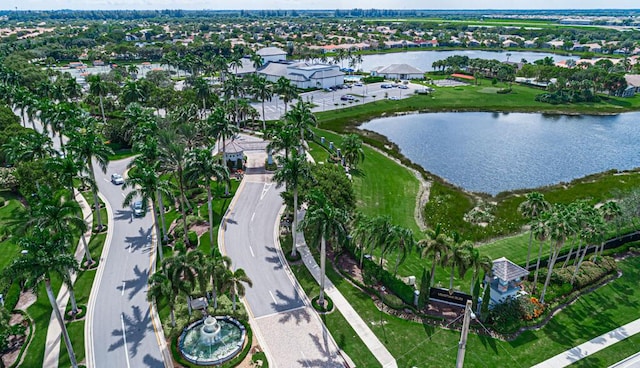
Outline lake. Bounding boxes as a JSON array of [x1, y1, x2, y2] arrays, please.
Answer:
[[359, 112, 640, 195], [359, 50, 579, 73]]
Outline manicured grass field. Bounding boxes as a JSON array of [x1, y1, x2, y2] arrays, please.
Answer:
[[326, 253, 640, 367]]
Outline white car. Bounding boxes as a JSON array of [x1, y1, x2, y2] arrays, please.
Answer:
[[111, 173, 124, 185], [389, 96, 400, 101], [132, 200, 145, 217]]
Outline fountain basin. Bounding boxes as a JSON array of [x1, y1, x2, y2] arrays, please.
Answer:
[[178, 315, 246, 366]]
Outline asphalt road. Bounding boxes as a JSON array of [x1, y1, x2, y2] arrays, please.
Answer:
[[610, 352, 640, 368], [87, 158, 165, 368], [222, 149, 345, 368]]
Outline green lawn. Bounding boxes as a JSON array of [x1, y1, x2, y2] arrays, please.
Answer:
[[325, 253, 640, 367]]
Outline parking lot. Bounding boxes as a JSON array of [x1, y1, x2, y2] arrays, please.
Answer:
[[253, 81, 422, 121]]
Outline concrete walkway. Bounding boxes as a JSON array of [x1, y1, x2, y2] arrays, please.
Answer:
[[532, 318, 640, 368], [43, 190, 94, 368], [294, 210, 398, 368]]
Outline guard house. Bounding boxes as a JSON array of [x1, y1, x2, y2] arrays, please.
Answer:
[[220, 140, 244, 169], [489, 257, 529, 306]]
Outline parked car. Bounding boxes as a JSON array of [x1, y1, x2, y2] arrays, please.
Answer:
[[324, 87, 334, 92], [111, 173, 124, 185], [341, 94, 356, 101], [398, 84, 409, 89], [389, 96, 400, 100], [354, 82, 364, 87], [132, 200, 145, 217], [381, 84, 393, 89]]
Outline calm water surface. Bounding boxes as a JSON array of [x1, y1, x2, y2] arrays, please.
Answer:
[[360, 112, 640, 195], [359, 50, 579, 72]]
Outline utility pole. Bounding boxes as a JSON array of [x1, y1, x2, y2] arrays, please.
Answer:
[[456, 299, 474, 368]]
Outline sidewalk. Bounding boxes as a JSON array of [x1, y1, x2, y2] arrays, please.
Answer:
[[43, 190, 94, 368], [532, 318, 640, 368], [295, 210, 398, 368]]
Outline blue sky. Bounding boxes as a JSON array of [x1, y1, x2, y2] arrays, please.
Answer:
[[2, 0, 639, 10]]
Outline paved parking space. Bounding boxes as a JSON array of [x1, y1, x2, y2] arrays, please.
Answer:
[[252, 82, 422, 121]]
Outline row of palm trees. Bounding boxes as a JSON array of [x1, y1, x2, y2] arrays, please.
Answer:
[[519, 192, 622, 303]]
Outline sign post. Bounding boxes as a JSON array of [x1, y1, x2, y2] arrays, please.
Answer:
[[456, 299, 473, 368]]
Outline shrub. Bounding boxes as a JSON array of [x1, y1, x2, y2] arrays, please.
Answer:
[[187, 231, 198, 247], [497, 88, 512, 94], [0, 196, 5, 207], [382, 293, 405, 309], [552, 257, 617, 289], [362, 76, 384, 84]]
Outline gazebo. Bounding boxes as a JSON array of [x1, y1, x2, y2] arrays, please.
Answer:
[[220, 140, 244, 169], [488, 257, 529, 306]]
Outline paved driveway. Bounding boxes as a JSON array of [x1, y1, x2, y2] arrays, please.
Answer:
[[86, 158, 165, 368], [221, 148, 346, 367]]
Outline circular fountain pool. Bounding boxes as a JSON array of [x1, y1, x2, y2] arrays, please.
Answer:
[[178, 315, 246, 366]]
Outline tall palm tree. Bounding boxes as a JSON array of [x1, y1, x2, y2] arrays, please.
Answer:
[[66, 117, 114, 231], [301, 190, 348, 306], [2, 231, 80, 368], [2, 130, 55, 164], [442, 240, 472, 295], [207, 106, 239, 196], [531, 214, 550, 293], [266, 124, 298, 160], [275, 76, 298, 115], [285, 100, 316, 154], [191, 77, 211, 117], [123, 162, 173, 262], [468, 247, 492, 295], [250, 75, 273, 131], [599, 201, 622, 257], [223, 75, 243, 127], [418, 224, 450, 287], [185, 147, 230, 254], [341, 134, 365, 169], [122, 80, 145, 105], [272, 151, 314, 257], [158, 130, 190, 246], [87, 74, 109, 125], [540, 205, 573, 304], [388, 225, 415, 276], [518, 192, 551, 270], [222, 268, 253, 312]]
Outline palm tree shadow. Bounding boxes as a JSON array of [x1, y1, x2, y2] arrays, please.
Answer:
[[124, 226, 152, 253], [264, 246, 284, 270], [349, 167, 364, 178], [114, 208, 133, 221], [115, 265, 149, 301], [108, 305, 153, 358], [298, 331, 344, 367], [274, 293, 306, 321], [142, 354, 165, 367]]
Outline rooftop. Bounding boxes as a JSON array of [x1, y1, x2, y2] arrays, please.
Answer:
[[492, 257, 529, 281]]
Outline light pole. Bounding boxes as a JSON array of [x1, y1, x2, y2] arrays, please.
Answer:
[[456, 299, 474, 368]]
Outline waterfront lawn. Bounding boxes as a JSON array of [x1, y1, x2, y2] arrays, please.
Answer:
[[316, 83, 640, 134], [309, 128, 421, 234], [326, 253, 640, 367]]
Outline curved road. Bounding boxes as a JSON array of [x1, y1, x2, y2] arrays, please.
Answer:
[[85, 157, 165, 368], [221, 143, 345, 367]]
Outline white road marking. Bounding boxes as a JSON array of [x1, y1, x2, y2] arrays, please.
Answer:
[[103, 178, 110, 182], [251, 212, 255, 222], [121, 281, 126, 296], [268, 290, 278, 305], [121, 313, 131, 368], [260, 183, 272, 200], [121, 193, 126, 198], [249, 246, 255, 257]]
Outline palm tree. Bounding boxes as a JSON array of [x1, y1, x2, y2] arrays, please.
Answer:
[[122, 80, 145, 105], [2, 231, 80, 368], [468, 247, 492, 295], [518, 192, 551, 270], [66, 117, 114, 231], [158, 131, 190, 246], [266, 124, 298, 160], [185, 147, 230, 254], [123, 162, 173, 262], [87, 74, 109, 125], [531, 214, 550, 293], [272, 151, 314, 258], [222, 268, 253, 312], [599, 201, 622, 257], [301, 190, 348, 306], [418, 224, 450, 287], [209, 254, 233, 309], [223, 75, 243, 127], [341, 134, 365, 169], [540, 205, 572, 304], [251, 75, 273, 131], [388, 225, 415, 276], [2, 130, 55, 164], [191, 77, 211, 117], [275, 77, 298, 115], [285, 100, 316, 154], [207, 106, 239, 196], [442, 240, 472, 295]]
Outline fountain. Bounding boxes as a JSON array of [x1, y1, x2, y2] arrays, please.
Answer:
[[178, 315, 246, 366]]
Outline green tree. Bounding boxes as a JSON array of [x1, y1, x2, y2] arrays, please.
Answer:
[[273, 151, 313, 258], [341, 134, 365, 169], [251, 74, 273, 131], [302, 190, 348, 306], [2, 231, 80, 368], [87, 74, 109, 125], [275, 76, 298, 115], [285, 100, 316, 154], [518, 192, 552, 270], [418, 224, 450, 287], [66, 117, 113, 231], [222, 268, 252, 312]]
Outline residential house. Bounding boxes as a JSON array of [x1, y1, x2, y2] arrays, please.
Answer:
[[623, 74, 640, 97]]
